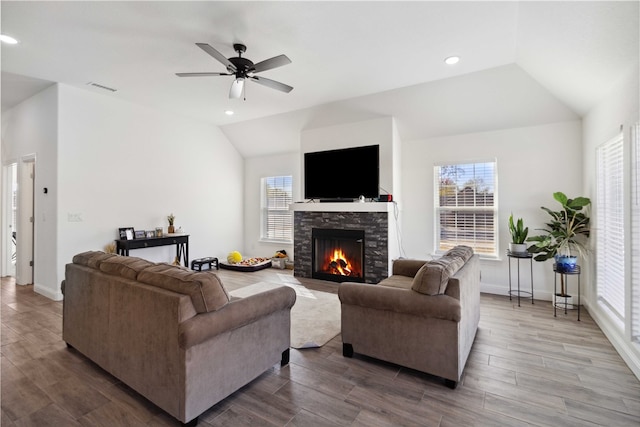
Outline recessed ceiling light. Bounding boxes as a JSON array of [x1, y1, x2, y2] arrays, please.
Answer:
[[225, 110, 234, 116], [444, 56, 460, 65], [0, 34, 18, 44]]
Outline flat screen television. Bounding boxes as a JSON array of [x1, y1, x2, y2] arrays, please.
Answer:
[[304, 144, 379, 201]]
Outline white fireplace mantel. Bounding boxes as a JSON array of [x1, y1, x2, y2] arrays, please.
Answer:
[[289, 201, 396, 213]]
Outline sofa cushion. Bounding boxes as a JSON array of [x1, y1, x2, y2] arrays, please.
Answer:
[[73, 251, 118, 269], [137, 264, 230, 313], [391, 259, 428, 277], [99, 256, 155, 280], [377, 275, 413, 290], [411, 256, 465, 295], [442, 245, 474, 262], [88, 252, 118, 269]]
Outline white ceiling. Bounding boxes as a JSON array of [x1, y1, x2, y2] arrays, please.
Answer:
[[2, 1, 638, 156]]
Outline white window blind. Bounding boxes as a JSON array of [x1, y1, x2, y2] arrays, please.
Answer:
[[261, 176, 293, 242], [434, 161, 497, 256], [631, 123, 640, 341], [596, 133, 625, 320]]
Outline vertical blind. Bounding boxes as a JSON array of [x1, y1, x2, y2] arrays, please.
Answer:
[[434, 161, 497, 256], [262, 176, 293, 242], [632, 123, 640, 341], [596, 133, 625, 320]]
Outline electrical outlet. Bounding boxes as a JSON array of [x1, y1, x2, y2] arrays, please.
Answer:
[[67, 213, 83, 222]]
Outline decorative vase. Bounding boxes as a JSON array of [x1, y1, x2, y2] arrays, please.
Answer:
[[508, 243, 528, 254], [555, 255, 577, 272], [168, 225, 175, 234]]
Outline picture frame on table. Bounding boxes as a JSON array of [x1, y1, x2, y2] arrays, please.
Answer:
[[145, 230, 155, 238], [134, 230, 146, 239], [118, 227, 135, 240]]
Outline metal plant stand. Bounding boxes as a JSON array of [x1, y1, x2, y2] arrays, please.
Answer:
[[553, 263, 581, 321], [507, 250, 534, 307]]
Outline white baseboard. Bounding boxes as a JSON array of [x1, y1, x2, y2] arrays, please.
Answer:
[[584, 300, 640, 381], [480, 282, 553, 301], [34, 283, 63, 301]]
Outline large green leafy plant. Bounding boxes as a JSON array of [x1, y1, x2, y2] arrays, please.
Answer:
[[526, 192, 591, 262]]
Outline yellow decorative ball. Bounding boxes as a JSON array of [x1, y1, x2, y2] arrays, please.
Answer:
[[227, 251, 242, 264]]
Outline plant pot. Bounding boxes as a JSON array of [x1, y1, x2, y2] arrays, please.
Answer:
[[168, 225, 175, 234], [555, 255, 577, 272], [508, 243, 528, 254]]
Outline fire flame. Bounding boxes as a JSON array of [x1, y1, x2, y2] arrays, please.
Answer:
[[326, 248, 353, 276]]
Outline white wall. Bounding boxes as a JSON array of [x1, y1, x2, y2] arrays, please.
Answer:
[[582, 64, 640, 378], [300, 117, 397, 197], [244, 151, 300, 258], [391, 118, 402, 204], [1, 83, 244, 300], [401, 120, 583, 299], [242, 117, 400, 261], [55, 84, 244, 296], [1, 85, 58, 298]]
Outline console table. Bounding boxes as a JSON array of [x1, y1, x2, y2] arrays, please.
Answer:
[[116, 234, 189, 267]]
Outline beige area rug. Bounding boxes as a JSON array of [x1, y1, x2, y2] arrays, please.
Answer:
[[229, 279, 340, 349]]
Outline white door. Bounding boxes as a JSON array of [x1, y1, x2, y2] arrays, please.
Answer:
[[2, 163, 18, 277], [15, 159, 34, 285]]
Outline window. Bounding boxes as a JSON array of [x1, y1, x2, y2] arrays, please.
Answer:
[[261, 176, 293, 243], [632, 123, 640, 341], [596, 133, 625, 321], [434, 160, 497, 257]]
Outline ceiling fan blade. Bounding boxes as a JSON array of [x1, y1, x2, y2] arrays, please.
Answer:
[[196, 43, 236, 72], [175, 72, 232, 77], [252, 54, 292, 73], [250, 76, 293, 93]]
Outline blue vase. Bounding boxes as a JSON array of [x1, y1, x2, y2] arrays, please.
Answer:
[[556, 255, 577, 272]]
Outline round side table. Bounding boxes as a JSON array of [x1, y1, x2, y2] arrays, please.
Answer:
[[553, 263, 581, 321], [507, 250, 534, 307]]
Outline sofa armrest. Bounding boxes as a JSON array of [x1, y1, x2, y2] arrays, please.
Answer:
[[392, 259, 427, 277], [179, 286, 296, 349], [338, 283, 461, 322]]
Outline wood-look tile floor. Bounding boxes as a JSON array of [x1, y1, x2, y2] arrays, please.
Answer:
[[2, 269, 639, 426]]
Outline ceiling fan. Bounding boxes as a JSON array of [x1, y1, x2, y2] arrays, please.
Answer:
[[176, 43, 293, 99]]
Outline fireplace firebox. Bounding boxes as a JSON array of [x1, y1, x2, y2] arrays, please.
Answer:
[[312, 228, 364, 283]]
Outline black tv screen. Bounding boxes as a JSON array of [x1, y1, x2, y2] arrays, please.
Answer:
[[304, 145, 379, 200]]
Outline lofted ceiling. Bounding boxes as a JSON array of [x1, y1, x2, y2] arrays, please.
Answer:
[[2, 1, 638, 157]]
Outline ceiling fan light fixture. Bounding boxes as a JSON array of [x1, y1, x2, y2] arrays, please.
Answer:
[[225, 110, 234, 116], [0, 34, 18, 44], [229, 77, 245, 99], [444, 56, 460, 65]]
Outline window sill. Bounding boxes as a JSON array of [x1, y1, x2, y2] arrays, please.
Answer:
[[259, 238, 293, 245], [431, 252, 501, 262]]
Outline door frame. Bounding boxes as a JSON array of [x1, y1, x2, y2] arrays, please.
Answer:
[[1, 162, 18, 277], [2, 154, 36, 283]]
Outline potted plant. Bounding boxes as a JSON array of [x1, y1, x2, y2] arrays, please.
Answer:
[[167, 213, 175, 234], [508, 213, 529, 253], [527, 192, 591, 294]]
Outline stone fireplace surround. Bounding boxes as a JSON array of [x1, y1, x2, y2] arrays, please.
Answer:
[[292, 203, 395, 284]]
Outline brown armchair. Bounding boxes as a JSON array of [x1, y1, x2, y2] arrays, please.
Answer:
[[338, 251, 480, 388]]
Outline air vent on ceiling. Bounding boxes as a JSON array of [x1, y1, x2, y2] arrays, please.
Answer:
[[86, 82, 117, 92]]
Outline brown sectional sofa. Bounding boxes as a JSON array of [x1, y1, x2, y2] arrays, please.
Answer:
[[338, 246, 480, 388], [62, 251, 296, 426]]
